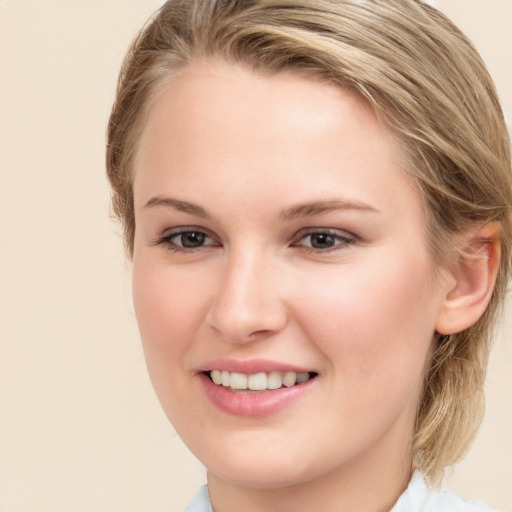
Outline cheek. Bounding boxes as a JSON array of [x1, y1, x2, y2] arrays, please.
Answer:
[[294, 253, 438, 400], [132, 257, 210, 362], [131, 256, 218, 426]]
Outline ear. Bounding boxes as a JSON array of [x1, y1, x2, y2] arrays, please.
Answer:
[[435, 222, 501, 335]]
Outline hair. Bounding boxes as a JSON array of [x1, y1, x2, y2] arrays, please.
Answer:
[[106, 0, 512, 485]]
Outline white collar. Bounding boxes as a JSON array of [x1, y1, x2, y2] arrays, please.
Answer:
[[185, 471, 493, 512]]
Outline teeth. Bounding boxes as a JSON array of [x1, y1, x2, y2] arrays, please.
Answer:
[[208, 370, 313, 391], [296, 372, 309, 384], [211, 369, 222, 385], [267, 371, 283, 390], [230, 372, 248, 390], [283, 371, 297, 387], [248, 372, 267, 391]]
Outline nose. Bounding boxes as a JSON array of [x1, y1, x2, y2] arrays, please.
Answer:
[[205, 249, 288, 344]]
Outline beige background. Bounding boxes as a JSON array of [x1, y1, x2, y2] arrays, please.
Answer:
[[0, 1, 510, 511]]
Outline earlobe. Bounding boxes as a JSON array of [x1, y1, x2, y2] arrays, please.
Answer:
[[435, 222, 501, 335]]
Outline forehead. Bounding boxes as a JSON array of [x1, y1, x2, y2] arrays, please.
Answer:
[[134, 60, 422, 224], [136, 60, 398, 159]]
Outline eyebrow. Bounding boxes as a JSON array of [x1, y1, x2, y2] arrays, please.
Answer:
[[280, 199, 379, 220], [143, 196, 378, 220], [144, 196, 211, 218]]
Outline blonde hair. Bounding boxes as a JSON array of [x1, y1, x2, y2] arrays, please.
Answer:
[[106, 0, 512, 484]]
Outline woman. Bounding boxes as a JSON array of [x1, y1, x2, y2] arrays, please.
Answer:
[[106, 0, 512, 510]]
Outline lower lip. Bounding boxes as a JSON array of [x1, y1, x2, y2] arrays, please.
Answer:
[[198, 373, 315, 418]]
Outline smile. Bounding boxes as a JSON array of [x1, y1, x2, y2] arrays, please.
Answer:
[[199, 365, 318, 417], [207, 370, 316, 391]]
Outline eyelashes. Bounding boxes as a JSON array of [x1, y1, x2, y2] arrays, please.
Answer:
[[152, 227, 218, 252], [152, 227, 357, 254], [294, 230, 355, 252]]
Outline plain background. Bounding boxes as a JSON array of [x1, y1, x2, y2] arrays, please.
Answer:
[[0, 1, 511, 511]]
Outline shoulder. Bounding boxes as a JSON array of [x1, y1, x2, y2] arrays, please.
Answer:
[[184, 476, 494, 512], [392, 472, 495, 512]]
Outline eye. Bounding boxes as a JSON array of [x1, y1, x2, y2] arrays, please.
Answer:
[[153, 228, 217, 252], [173, 231, 209, 248], [296, 229, 355, 252]]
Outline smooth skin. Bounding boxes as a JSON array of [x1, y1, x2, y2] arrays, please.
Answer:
[[131, 61, 498, 512]]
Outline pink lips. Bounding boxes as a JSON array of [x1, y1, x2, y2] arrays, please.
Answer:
[[197, 359, 316, 418], [198, 358, 312, 375]]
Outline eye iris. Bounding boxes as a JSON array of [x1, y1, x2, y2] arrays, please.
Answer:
[[310, 233, 335, 248], [180, 232, 205, 247]]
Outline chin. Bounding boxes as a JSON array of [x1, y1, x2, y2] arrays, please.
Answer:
[[208, 458, 316, 490], [197, 436, 334, 491]]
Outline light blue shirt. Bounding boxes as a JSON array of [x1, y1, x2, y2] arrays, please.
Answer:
[[185, 472, 494, 512]]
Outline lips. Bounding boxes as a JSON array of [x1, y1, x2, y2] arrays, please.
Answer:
[[197, 359, 318, 417]]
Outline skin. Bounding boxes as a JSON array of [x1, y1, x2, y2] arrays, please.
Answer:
[[131, 60, 466, 512]]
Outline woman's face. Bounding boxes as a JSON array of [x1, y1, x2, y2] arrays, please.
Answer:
[[132, 61, 451, 488]]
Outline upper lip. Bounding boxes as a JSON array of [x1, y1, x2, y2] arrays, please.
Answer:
[[197, 358, 315, 374]]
